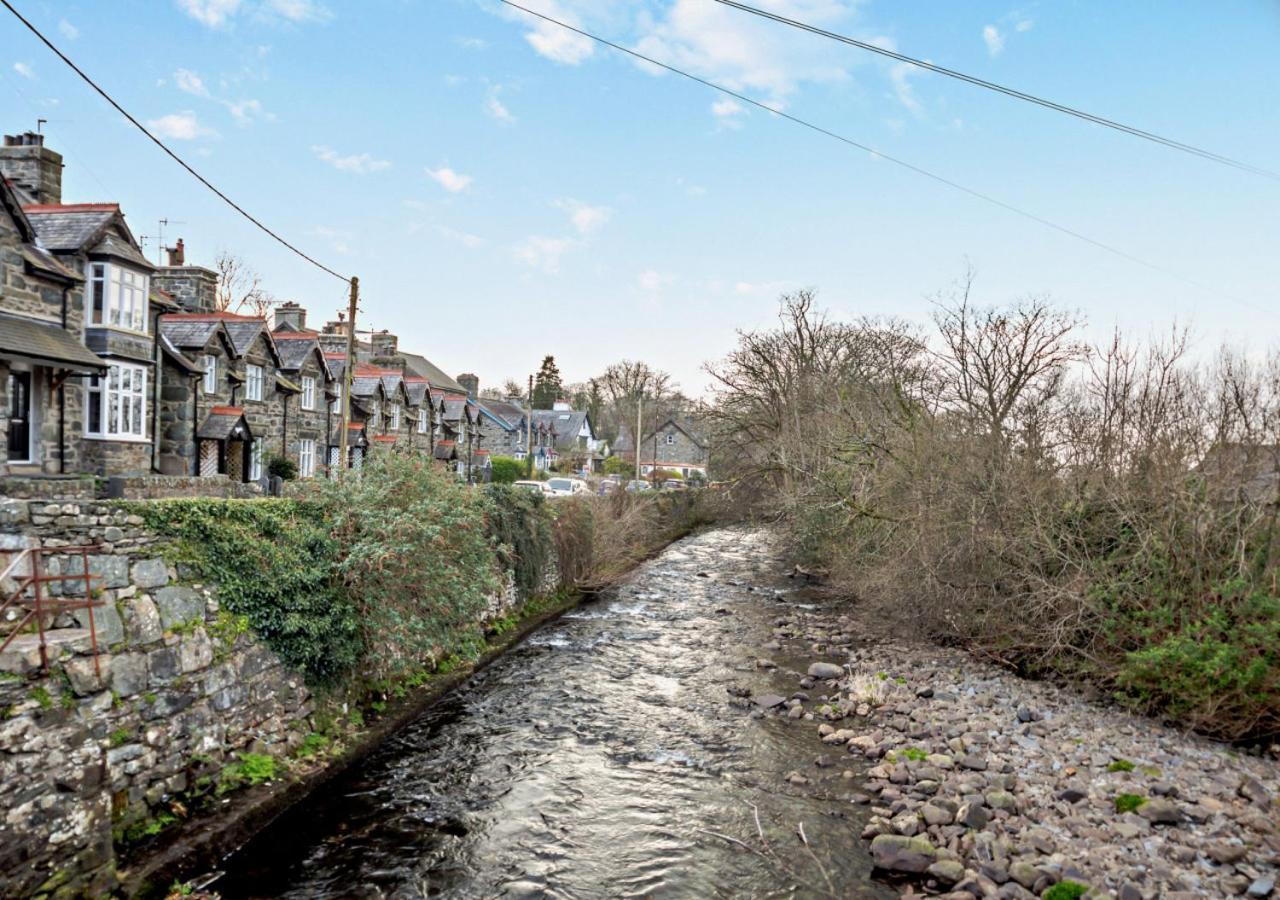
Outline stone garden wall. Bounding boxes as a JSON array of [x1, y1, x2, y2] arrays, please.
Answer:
[[0, 499, 310, 898]]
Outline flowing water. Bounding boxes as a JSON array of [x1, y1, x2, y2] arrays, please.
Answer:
[[214, 529, 888, 899]]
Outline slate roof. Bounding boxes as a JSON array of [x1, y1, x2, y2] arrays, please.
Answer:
[[477, 398, 525, 431], [532, 409, 595, 451], [272, 331, 322, 372], [159, 317, 227, 352], [91, 231, 152, 269], [1, 181, 83, 282], [404, 377, 429, 406], [400, 351, 467, 394], [434, 440, 457, 461], [159, 334, 203, 375], [0, 312, 106, 373], [644, 414, 707, 449], [158, 312, 277, 360], [441, 398, 470, 424], [22, 204, 119, 251], [197, 407, 252, 441]]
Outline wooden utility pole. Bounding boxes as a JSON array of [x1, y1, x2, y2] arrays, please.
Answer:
[[526, 373, 535, 477], [338, 276, 359, 478], [635, 394, 642, 483]]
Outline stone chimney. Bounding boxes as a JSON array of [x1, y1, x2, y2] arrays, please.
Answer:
[[371, 331, 398, 357], [273, 301, 307, 332], [456, 373, 479, 400], [152, 239, 218, 313], [0, 132, 63, 206]]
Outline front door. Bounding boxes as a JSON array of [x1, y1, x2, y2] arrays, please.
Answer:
[[6, 371, 32, 462]]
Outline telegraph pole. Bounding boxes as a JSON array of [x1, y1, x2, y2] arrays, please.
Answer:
[[526, 374, 534, 478], [338, 276, 359, 478], [635, 394, 643, 483]]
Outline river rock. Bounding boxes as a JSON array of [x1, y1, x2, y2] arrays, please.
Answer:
[[927, 859, 966, 885], [1138, 798, 1182, 825], [807, 662, 844, 680], [870, 834, 937, 873]]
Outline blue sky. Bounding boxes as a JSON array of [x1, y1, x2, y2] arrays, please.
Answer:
[[3, 0, 1278, 394]]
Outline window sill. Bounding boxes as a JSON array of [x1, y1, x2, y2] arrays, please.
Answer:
[[85, 325, 151, 338], [84, 434, 150, 444]]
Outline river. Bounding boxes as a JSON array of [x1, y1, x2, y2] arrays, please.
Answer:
[[213, 528, 888, 899]]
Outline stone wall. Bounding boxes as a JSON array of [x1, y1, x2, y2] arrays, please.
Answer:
[[0, 500, 309, 898]]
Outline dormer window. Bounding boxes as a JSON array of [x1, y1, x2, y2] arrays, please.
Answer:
[[87, 263, 148, 332], [301, 376, 317, 411], [666, 433, 675, 445], [389, 403, 401, 431], [417, 408, 428, 434], [201, 355, 217, 395]]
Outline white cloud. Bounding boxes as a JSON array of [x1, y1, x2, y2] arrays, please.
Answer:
[[983, 24, 1005, 56], [176, 0, 243, 28], [888, 62, 921, 115], [57, 19, 79, 40], [1016, 19, 1034, 32], [146, 111, 215, 140], [515, 235, 576, 274], [638, 269, 671, 292], [436, 226, 484, 249], [501, 0, 594, 64], [175, 68, 211, 98], [12, 62, 34, 79], [225, 98, 271, 125], [486, 89, 515, 124], [264, 0, 329, 23], [312, 145, 390, 174], [711, 98, 746, 127], [555, 198, 611, 235], [426, 166, 473, 193]]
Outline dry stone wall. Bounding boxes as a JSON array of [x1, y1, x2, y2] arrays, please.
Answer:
[[0, 499, 310, 898]]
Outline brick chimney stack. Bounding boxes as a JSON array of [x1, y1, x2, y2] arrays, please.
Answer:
[[456, 373, 479, 400], [0, 131, 63, 205], [166, 238, 185, 267], [371, 331, 398, 357]]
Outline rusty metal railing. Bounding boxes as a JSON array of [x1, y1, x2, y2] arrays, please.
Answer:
[[0, 544, 105, 676]]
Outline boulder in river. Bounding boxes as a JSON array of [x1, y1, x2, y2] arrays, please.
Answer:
[[807, 662, 845, 680], [869, 833, 938, 873]]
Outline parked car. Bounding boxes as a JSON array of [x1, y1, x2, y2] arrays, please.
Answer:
[[598, 480, 619, 495], [625, 480, 652, 493], [662, 479, 687, 490], [546, 477, 589, 496], [513, 480, 552, 495]]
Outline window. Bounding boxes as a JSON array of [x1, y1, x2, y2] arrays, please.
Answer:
[[299, 439, 316, 478], [201, 355, 217, 395], [85, 363, 147, 439], [301, 376, 317, 410], [86, 263, 148, 332], [246, 365, 264, 401], [417, 407, 429, 434], [389, 403, 401, 431], [249, 438, 264, 481], [331, 390, 342, 414], [666, 433, 675, 445], [370, 400, 380, 423]]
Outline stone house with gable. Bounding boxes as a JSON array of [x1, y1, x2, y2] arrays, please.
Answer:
[[271, 305, 334, 479], [0, 173, 103, 479], [156, 314, 240, 477], [638, 415, 710, 479], [2, 133, 164, 477], [532, 402, 602, 474]]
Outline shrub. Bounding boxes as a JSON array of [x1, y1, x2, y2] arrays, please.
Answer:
[[267, 455, 298, 481], [1043, 882, 1089, 900], [602, 455, 633, 477], [484, 484, 555, 599], [1114, 793, 1147, 814], [489, 455, 523, 485], [1107, 759, 1135, 773]]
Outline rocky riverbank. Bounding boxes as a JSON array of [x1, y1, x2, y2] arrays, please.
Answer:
[[745, 598, 1280, 898]]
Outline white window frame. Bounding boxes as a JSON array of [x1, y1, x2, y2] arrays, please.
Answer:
[[85, 262, 148, 333], [84, 362, 148, 441], [389, 403, 401, 431], [331, 390, 342, 414], [417, 407, 429, 434], [246, 364, 264, 402], [249, 438, 264, 481], [666, 433, 675, 445], [299, 438, 316, 478], [301, 376, 317, 411], [201, 355, 217, 395]]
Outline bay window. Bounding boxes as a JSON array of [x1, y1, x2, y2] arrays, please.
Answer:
[[246, 364, 264, 402], [301, 376, 317, 410], [86, 263, 148, 332], [85, 362, 147, 439]]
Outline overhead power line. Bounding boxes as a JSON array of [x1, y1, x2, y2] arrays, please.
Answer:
[[712, 0, 1280, 182], [0, 0, 350, 283], [497, 0, 1242, 304]]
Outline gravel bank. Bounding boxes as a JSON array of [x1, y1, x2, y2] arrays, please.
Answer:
[[752, 601, 1280, 899]]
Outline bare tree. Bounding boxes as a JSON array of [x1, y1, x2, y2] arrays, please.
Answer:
[[215, 250, 276, 317]]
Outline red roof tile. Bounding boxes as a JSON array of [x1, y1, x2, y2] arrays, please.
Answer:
[[160, 311, 266, 323], [22, 202, 120, 214], [373, 435, 398, 443], [273, 330, 321, 339], [209, 405, 243, 416]]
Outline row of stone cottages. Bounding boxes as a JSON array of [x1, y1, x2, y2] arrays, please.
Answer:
[[0, 130, 632, 489]]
